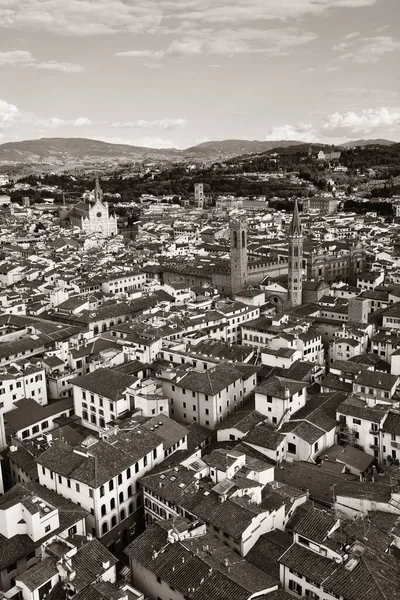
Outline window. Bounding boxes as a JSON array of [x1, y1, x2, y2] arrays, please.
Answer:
[[68, 525, 77, 536], [127, 467, 131, 478], [109, 480, 114, 491], [144, 456, 147, 467], [120, 509, 126, 521], [101, 505, 106, 516], [102, 522, 108, 535], [41, 421, 49, 430], [45, 525, 51, 533], [100, 485, 105, 497], [110, 498, 116, 510], [353, 418, 361, 425], [111, 516, 117, 528], [289, 580, 303, 596], [76, 483, 80, 493], [153, 448, 157, 459], [288, 443, 296, 454], [118, 474, 122, 485]]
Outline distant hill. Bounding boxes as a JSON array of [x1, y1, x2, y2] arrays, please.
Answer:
[[184, 139, 305, 157], [0, 137, 181, 165], [341, 138, 396, 148], [0, 137, 308, 166]]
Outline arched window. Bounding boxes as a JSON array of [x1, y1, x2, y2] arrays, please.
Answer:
[[101, 324, 107, 333], [100, 485, 105, 497], [129, 502, 134, 514], [110, 498, 115, 510], [120, 509, 126, 521], [233, 231, 238, 248], [101, 504, 106, 516], [111, 516, 117, 528], [102, 522, 108, 535], [127, 485, 132, 496], [93, 325, 99, 336], [242, 230, 246, 248], [119, 491, 124, 503]]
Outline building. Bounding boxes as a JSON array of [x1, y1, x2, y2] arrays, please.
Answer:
[[0, 481, 87, 592], [194, 183, 204, 209], [287, 198, 303, 308], [162, 361, 259, 429], [230, 218, 248, 295], [303, 196, 339, 214], [255, 376, 308, 427], [125, 519, 279, 600], [68, 178, 118, 236], [36, 418, 186, 555]]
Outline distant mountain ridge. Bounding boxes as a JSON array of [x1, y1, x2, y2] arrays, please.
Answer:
[[340, 138, 396, 148], [0, 136, 397, 166]]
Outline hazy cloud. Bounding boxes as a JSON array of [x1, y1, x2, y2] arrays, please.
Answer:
[[323, 107, 400, 135], [112, 118, 187, 130], [0, 0, 377, 37], [265, 122, 317, 142], [335, 35, 400, 62], [0, 97, 91, 131], [117, 27, 317, 59], [0, 49, 84, 72]]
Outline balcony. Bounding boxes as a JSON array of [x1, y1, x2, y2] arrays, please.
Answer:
[[369, 428, 379, 435], [391, 441, 400, 449], [369, 443, 379, 450]]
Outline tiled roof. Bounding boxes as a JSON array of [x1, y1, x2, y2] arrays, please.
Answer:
[[293, 507, 337, 542], [246, 530, 292, 581], [70, 539, 117, 591], [382, 410, 400, 434], [217, 410, 264, 434], [70, 367, 137, 400], [37, 426, 163, 487], [175, 362, 257, 396], [4, 397, 74, 434], [256, 376, 307, 399], [242, 424, 285, 450]]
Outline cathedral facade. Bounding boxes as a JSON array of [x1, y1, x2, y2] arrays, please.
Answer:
[[69, 178, 118, 236]]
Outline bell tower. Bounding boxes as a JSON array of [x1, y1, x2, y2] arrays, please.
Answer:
[[230, 219, 248, 295], [288, 199, 303, 308]]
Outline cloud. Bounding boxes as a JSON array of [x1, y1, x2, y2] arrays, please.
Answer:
[[0, 49, 84, 72], [112, 118, 187, 130], [0, 97, 91, 132], [265, 122, 317, 142], [323, 107, 400, 135], [335, 35, 400, 63], [117, 27, 318, 59], [0, 0, 376, 37], [115, 49, 165, 58], [0, 99, 20, 128]]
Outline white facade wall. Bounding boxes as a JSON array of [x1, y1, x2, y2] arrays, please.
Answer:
[[255, 388, 306, 427], [38, 442, 164, 540], [73, 385, 133, 431]]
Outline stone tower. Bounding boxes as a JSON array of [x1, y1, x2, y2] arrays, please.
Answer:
[[230, 219, 248, 295], [287, 198, 303, 308], [94, 176, 103, 203], [194, 183, 204, 209]]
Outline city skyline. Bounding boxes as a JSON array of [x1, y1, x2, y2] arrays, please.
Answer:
[[0, 0, 400, 148]]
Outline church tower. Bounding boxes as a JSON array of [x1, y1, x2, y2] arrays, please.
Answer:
[[94, 176, 103, 203], [287, 199, 303, 307], [230, 219, 248, 295]]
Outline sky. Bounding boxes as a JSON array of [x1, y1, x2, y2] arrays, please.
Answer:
[[0, 0, 399, 149]]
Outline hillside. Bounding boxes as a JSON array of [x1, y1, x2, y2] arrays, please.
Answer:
[[0, 137, 181, 165], [184, 139, 305, 156], [0, 137, 307, 166], [341, 139, 396, 148]]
